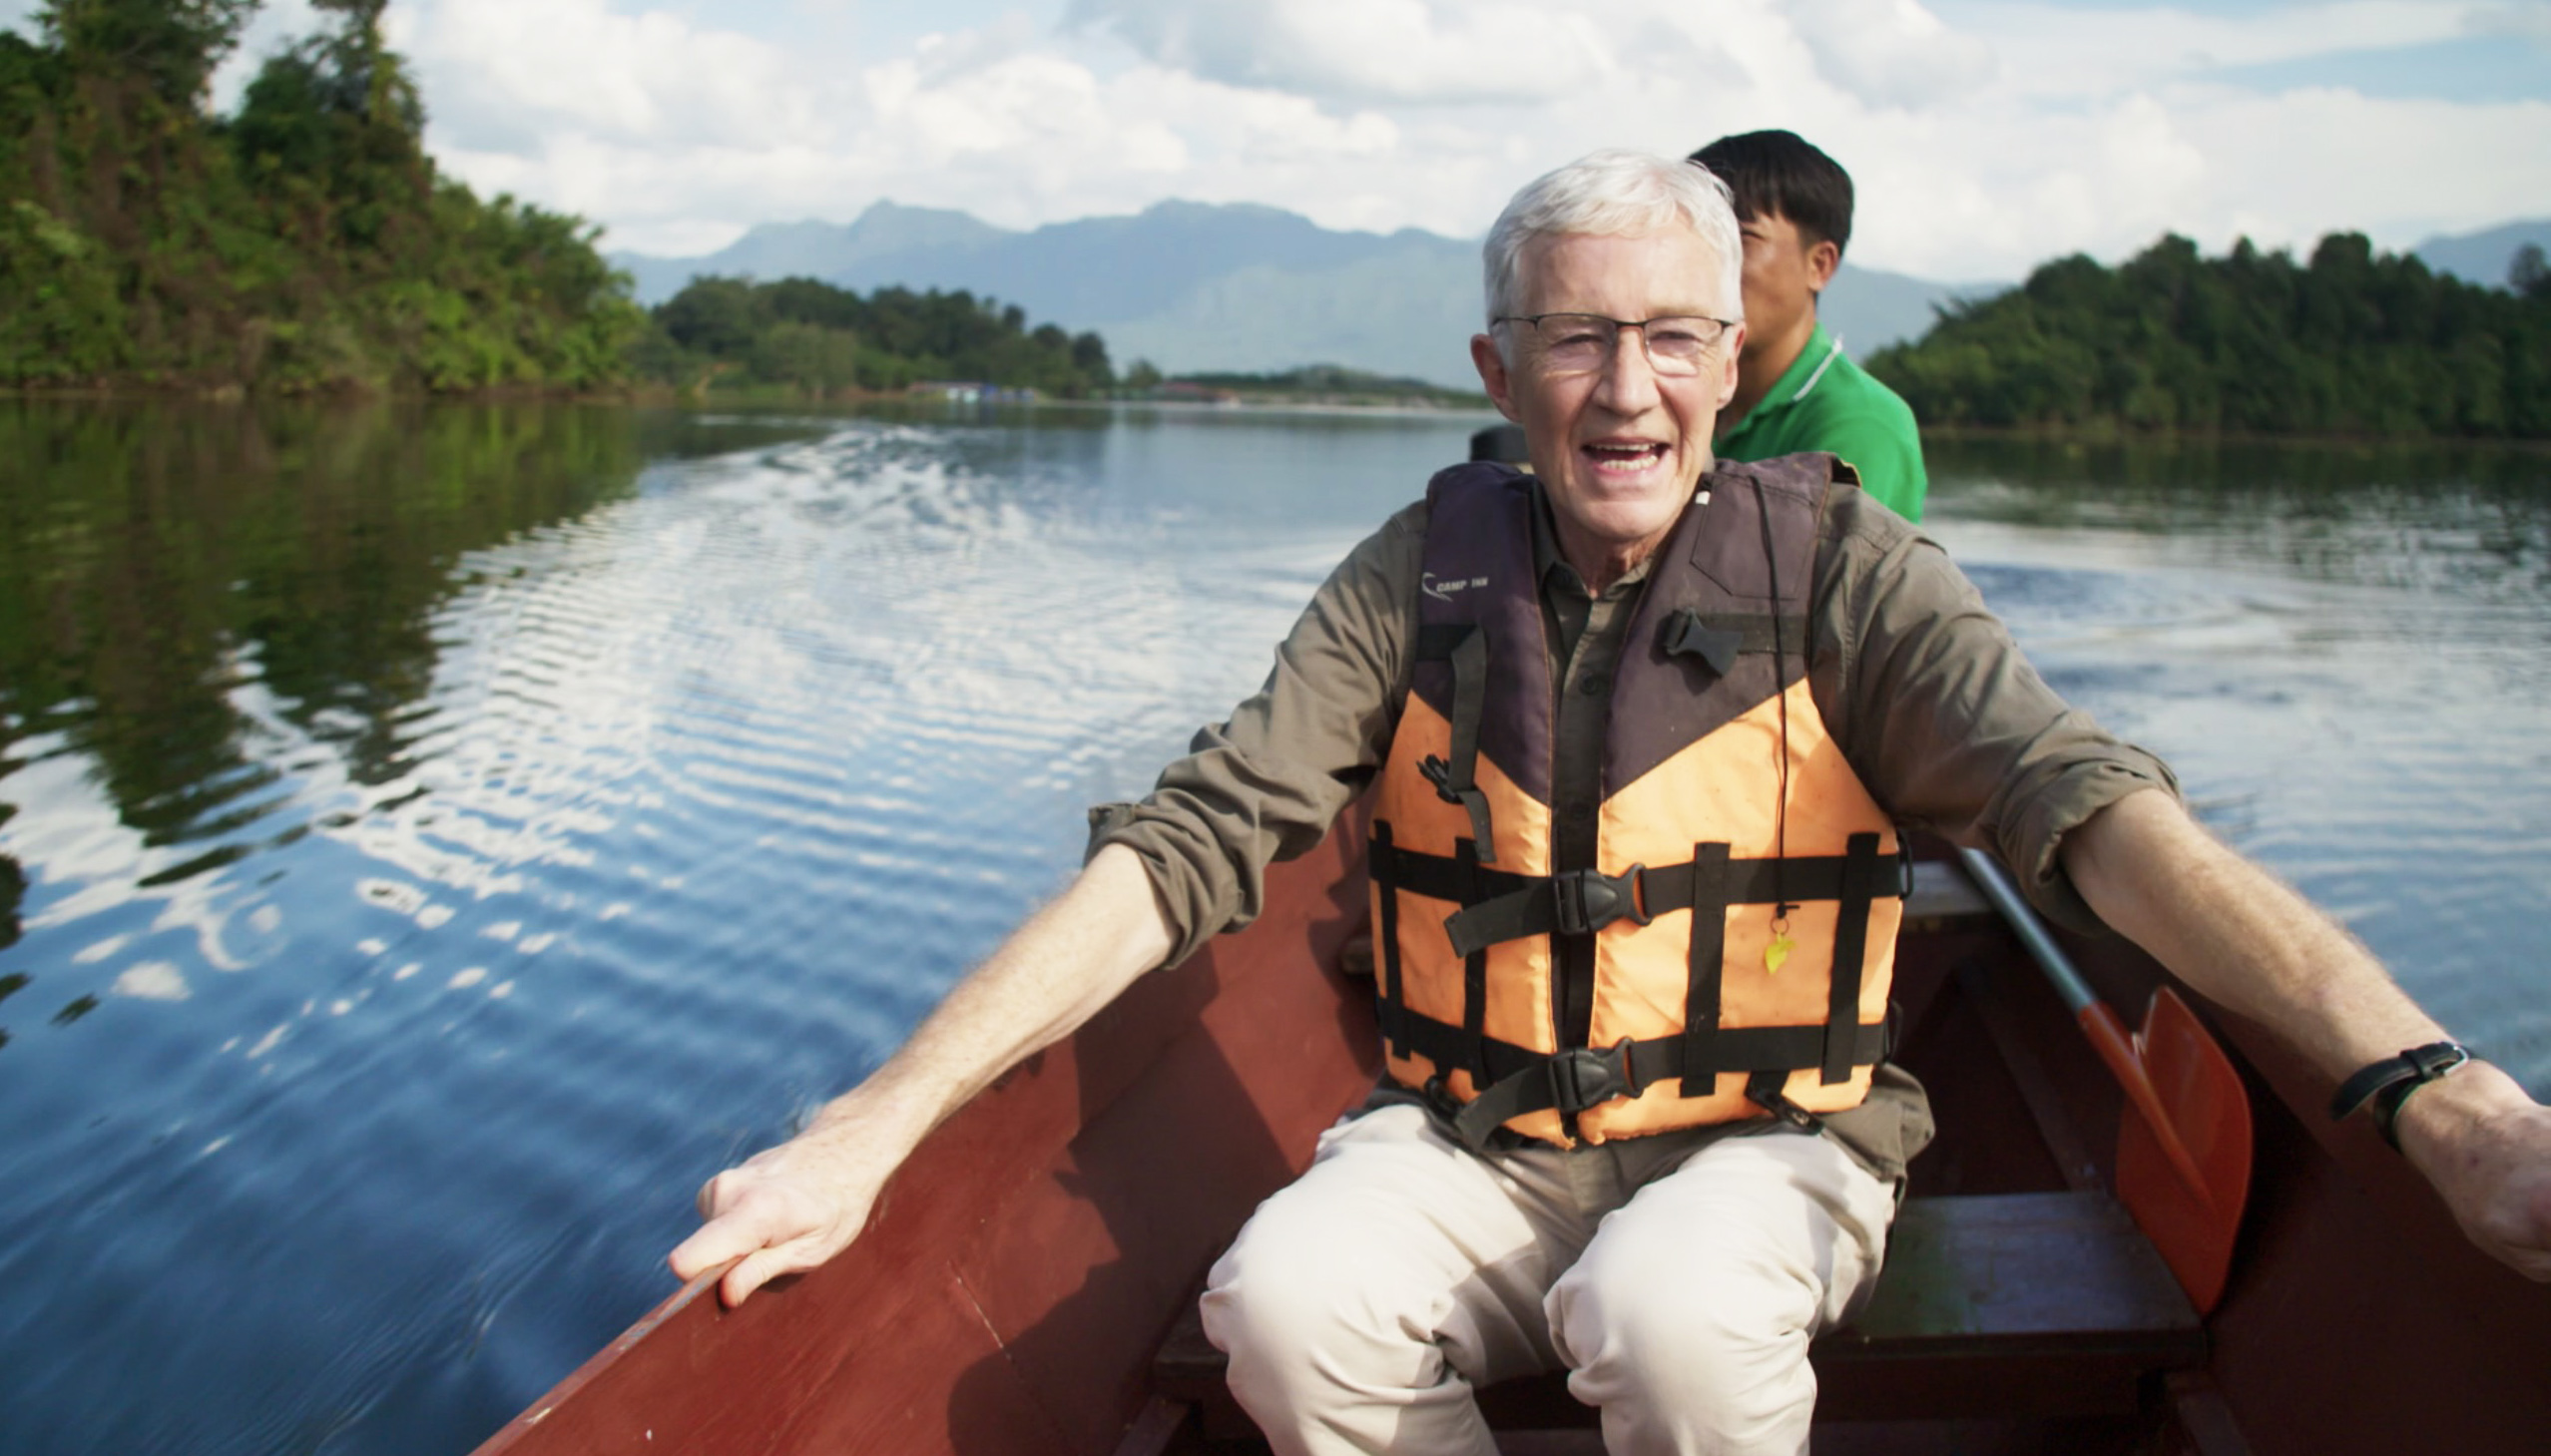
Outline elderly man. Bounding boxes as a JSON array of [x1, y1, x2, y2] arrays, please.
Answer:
[[672, 153, 2551, 1455]]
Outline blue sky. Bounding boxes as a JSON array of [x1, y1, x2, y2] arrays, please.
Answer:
[[6, 0, 2545, 277]]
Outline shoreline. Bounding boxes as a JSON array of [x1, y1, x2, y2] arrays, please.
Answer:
[[1916, 423, 2551, 456], [7, 386, 2547, 452], [0, 385, 1505, 422]]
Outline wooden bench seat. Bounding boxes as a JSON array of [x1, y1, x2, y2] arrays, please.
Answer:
[[1151, 1190, 2203, 1444], [1900, 855, 2000, 934]]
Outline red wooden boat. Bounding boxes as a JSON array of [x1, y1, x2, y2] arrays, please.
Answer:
[[471, 813, 2551, 1455]]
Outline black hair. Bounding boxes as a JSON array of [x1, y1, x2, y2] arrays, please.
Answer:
[[1689, 130, 1854, 259]]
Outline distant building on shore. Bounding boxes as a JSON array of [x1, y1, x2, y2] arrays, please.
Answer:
[[907, 381, 1043, 403]]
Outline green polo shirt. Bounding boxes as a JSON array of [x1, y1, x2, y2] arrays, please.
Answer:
[[1717, 322, 1928, 521]]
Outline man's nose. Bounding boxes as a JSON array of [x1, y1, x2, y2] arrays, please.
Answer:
[[1594, 325, 1662, 413]]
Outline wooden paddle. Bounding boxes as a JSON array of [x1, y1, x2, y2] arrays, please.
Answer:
[[1956, 847, 2253, 1313]]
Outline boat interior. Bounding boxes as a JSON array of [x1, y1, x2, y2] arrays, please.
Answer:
[[473, 818, 2551, 1456], [1148, 844, 2215, 1456]]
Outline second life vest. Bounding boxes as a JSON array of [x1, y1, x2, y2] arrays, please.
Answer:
[[1369, 455, 1908, 1149]]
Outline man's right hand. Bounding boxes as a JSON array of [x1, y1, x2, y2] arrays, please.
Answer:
[[669, 1123, 894, 1307], [663, 845, 1179, 1309]]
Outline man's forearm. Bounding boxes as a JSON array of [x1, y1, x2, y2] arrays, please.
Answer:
[[2063, 787, 2551, 1279], [670, 844, 1176, 1303], [2061, 787, 2441, 1072], [806, 843, 1176, 1160]]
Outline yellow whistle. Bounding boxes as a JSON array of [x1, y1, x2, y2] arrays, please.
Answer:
[[1765, 933, 1795, 975]]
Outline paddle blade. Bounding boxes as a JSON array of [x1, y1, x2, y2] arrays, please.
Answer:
[[2116, 987, 2254, 1314]]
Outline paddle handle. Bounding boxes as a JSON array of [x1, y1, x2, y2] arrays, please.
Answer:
[[1955, 848, 2215, 1209], [1956, 848, 2098, 1014]]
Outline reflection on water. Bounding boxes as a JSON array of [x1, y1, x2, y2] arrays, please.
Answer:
[[0, 402, 2544, 1455], [1931, 434, 2551, 599], [1923, 436, 2551, 1084], [0, 398, 1485, 1456]]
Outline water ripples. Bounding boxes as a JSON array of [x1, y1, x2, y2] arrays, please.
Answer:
[[3, 411, 2545, 1454]]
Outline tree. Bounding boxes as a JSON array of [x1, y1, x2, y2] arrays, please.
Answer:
[[1, 0, 637, 390], [659, 277, 769, 358], [40, 0, 254, 105], [2513, 243, 2549, 301], [232, 0, 423, 185], [1865, 230, 2549, 439]]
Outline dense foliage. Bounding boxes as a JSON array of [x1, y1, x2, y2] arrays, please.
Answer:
[[0, 0, 640, 391], [636, 274, 1116, 397], [1868, 233, 2551, 438]]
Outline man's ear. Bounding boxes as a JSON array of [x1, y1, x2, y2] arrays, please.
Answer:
[[1471, 333, 1522, 422], [1715, 322, 1746, 411], [1805, 239, 1840, 295]]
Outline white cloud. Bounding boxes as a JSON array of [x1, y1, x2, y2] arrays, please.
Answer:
[[1063, 0, 1612, 103], [336, 0, 2551, 278], [2464, 0, 2551, 41], [401, 0, 824, 153], [1952, 1, 2494, 99], [400, 0, 1438, 253], [1788, 0, 1997, 109]]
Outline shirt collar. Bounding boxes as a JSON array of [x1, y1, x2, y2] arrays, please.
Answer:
[[1527, 476, 1666, 600], [1727, 320, 1839, 436]]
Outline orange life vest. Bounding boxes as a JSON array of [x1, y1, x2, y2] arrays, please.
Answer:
[[1370, 456, 1906, 1149]]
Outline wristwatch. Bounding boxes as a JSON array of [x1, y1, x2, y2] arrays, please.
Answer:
[[2329, 1042, 2471, 1150]]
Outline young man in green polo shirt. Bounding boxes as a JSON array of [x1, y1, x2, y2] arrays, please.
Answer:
[[1691, 130, 1928, 521]]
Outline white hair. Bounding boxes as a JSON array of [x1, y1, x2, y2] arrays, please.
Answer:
[[1482, 151, 1745, 341]]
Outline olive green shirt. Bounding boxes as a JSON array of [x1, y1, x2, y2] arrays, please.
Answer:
[[1091, 460, 2176, 1181], [1719, 322, 1928, 521]]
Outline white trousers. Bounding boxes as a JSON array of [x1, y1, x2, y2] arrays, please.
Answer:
[[1200, 1103, 1897, 1456]]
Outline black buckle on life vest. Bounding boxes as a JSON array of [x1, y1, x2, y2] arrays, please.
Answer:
[[1417, 754, 1497, 862], [1552, 864, 1653, 937], [1547, 1037, 1642, 1116], [1745, 1068, 1824, 1132], [1418, 753, 1459, 801]]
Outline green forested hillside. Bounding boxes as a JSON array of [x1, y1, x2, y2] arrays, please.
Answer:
[[0, 0, 637, 391], [636, 274, 1116, 397], [1868, 233, 2551, 438], [0, 3, 1108, 399]]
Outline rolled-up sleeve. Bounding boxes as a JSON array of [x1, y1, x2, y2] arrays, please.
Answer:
[[1088, 500, 1426, 967], [1814, 496, 2181, 934]]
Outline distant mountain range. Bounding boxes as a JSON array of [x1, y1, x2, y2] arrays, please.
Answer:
[[2412, 220, 2551, 288], [609, 201, 1996, 389], [609, 207, 2548, 389]]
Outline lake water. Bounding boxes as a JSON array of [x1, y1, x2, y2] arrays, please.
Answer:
[[1, 401, 2545, 1454]]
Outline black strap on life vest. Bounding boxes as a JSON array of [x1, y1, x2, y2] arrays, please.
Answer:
[[1372, 819, 1409, 1060], [1426, 1015, 1894, 1151], [1423, 842, 1912, 960], [1683, 841, 1731, 1098], [1822, 832, 1883, 1086], [1415, 624, 1495, 861], [1745, 1069, 1827, 1132], [1455, 836, 1491, 1077], [1367, 832, 1907, 1145]]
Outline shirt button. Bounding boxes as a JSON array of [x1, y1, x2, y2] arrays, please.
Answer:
[[1579, 672, 1610, 697]]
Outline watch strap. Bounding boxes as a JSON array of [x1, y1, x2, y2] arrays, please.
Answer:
[[2329, 1042, 2470, 1150]]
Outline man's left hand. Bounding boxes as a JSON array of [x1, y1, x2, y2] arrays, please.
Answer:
[[2398, 1064, 2551, 1282]]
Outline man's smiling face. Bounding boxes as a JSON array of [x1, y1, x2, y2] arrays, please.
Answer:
[[1471, 228, 1744, 589]]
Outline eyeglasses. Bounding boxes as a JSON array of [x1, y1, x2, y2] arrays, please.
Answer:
[[1493, 313, 1737, 376]]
